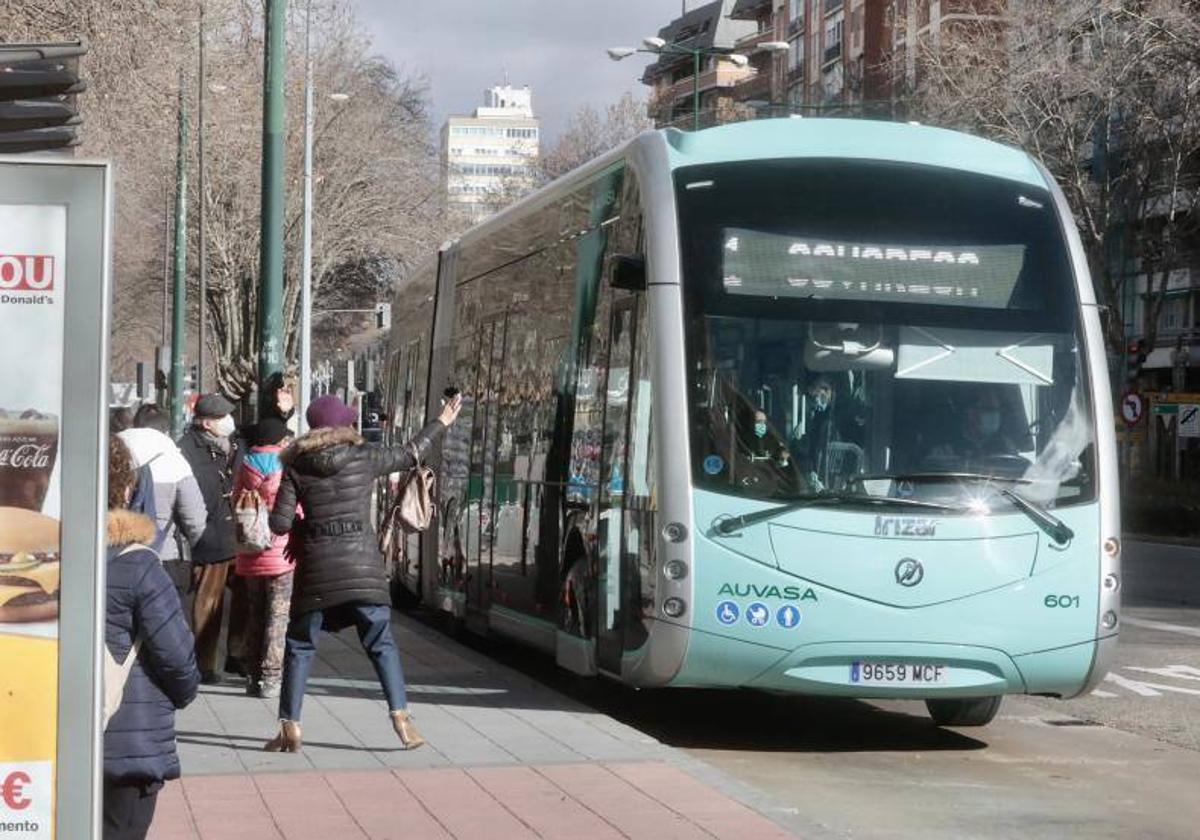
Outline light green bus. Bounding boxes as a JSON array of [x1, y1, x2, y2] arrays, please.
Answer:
[[382, 118, 1120, 727]]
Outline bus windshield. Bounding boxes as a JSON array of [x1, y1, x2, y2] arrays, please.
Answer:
[[676, 159, 1096, 510]]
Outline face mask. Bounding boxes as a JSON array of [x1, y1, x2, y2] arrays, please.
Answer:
[[754, 421, 768, 438], [812, 394, 830, 412], [978, 410, 1001, 437], [213, 415, 236, 438]]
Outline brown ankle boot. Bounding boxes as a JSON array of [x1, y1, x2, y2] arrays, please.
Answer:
[[263, 720, 302, 753], [390, 710, 425, 750]]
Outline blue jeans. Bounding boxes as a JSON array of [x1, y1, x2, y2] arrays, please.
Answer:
[[278, 604, 409, 721]]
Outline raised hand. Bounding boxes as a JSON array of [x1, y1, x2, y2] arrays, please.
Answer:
[[438, 393, 463, 427]]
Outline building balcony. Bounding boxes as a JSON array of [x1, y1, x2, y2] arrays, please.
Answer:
[[733, 70, 772, 101], [735, 28, 778, 52], [788, 65, 805, 85], [823, 40, 843, 65], [656, 63, 755, 105], [788, 18, 804, 37], [824, 0, 844, 14]]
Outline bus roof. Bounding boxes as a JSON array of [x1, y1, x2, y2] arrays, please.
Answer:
[[662, 118, 1049, 190]]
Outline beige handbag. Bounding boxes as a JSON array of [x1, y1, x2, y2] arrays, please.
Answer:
[[380, 445, 436, 557]]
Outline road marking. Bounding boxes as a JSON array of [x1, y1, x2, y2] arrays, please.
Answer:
[[1122, 616, 1200, 638], [1126, 665, 1200, 683], [1089, 689, 1118, 698], [1105, 673, 1162, 696], [1105, 671, 1200, 697]]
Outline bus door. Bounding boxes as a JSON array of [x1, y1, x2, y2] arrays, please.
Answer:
[[596, 297, 637, 675]]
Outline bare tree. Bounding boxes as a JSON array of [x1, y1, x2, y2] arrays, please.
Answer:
[[191, 0, 450, 398], [0, 0, 454, 396], [538, 92, 653, 183], [893, 0, 1200, 359]]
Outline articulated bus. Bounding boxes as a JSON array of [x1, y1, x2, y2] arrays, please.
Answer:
[[380, 118, 1119, 727]]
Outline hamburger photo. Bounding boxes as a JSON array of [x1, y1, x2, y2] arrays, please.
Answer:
[[0, 506, 60, 623]]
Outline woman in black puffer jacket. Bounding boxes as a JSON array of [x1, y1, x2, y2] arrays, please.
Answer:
[[264, 393, 461, 752], [105, 436, 201, 840]]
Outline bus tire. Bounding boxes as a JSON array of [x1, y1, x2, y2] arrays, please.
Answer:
[[925, 696, 1002, 727]]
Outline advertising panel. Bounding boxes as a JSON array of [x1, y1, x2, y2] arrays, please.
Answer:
[[0, 204, 66, 838]]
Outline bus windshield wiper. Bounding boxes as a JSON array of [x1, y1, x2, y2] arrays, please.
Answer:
[[857, 472, 1073, 545], [715, 493, 963, 536], [992, 486, 1074, 545]]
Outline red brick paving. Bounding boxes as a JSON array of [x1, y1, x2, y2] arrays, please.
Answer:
[[148, 762, 799, 840]]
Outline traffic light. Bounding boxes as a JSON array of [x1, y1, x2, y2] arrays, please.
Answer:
[[0, 41, 88, 154], [1126, 339, 1147, 382]]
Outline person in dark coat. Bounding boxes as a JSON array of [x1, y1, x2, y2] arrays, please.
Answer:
[[176, 393, 244, 683], [263, 393, 462, 753], [104, 435, 201, 840]]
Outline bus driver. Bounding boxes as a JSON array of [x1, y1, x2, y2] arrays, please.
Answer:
[[925, 388, 1023, 469]]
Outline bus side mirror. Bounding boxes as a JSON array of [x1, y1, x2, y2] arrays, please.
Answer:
[[611, 254, 646, 291]]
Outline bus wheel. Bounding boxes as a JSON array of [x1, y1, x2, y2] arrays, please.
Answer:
[[925, 696, 1002, 727]]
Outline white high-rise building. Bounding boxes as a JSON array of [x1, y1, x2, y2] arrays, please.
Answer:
[[443, 84, 541, 221]]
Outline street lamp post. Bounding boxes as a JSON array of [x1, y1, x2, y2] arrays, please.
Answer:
[[297, 0, 352, 433], [258, 0, 287, 387], [608, 38, 788, 131], [198, 0, 207, 394], [299, 0, 315, 432]]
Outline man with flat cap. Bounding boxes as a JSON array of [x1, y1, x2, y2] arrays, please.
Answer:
[[178, 393, 245, 683]]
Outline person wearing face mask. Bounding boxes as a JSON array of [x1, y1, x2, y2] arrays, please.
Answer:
[[748, 409, 791, 469], [790, 376, 839, 491], [177, 393, 245, 683], [924, 388, 1019, 469], [959, 389, 1017, 459]]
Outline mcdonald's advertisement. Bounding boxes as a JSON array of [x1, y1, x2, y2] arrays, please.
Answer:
[[0, 203, 67, 839]]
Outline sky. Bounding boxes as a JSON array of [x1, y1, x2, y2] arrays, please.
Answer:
[[355, 0, 693, 144]]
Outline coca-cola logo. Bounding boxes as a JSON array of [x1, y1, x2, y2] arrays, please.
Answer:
[[0, 255, 55, 292], [0, 444, 53, 469]]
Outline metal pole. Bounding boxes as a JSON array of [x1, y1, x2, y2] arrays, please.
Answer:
[[198, 0, 208, 393], [258, 0, 287, 387], [299, 0, 315, 432], [692, 49, 701, 131], [170, 73, 190, 438], [161, 181, 170, 343]]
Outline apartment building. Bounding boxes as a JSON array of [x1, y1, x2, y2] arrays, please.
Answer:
[[641, 0, 759, 129], [442, 84, 541, 221]]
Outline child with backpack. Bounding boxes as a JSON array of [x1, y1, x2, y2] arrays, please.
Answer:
[[233, 418, 296, 698]]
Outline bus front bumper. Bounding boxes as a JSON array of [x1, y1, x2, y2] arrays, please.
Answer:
[[672, 633, 1100, 699]]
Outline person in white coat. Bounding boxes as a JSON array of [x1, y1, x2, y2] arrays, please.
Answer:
[[119, 404, 207, 603]]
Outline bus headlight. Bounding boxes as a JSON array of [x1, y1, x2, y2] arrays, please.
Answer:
[[664, 560, 688, 580], [662, 522, 688, 543], [1101, 610, 1118, 631], [662, 597, 687, 618]]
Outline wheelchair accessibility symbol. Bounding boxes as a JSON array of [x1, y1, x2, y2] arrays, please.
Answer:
[[716, 601, 740, 625]]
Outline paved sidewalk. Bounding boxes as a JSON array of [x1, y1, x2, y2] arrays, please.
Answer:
[[148, 611, 802, 839]]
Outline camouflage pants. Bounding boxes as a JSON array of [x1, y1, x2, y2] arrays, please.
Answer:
[[242, 571, 294, 684]]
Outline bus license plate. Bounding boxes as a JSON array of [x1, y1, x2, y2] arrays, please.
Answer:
[[850, 662, 947, 685]]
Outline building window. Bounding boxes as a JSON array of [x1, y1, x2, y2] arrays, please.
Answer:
[[823, 13, 843, 64], [1159, 296, 1189, 334]]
